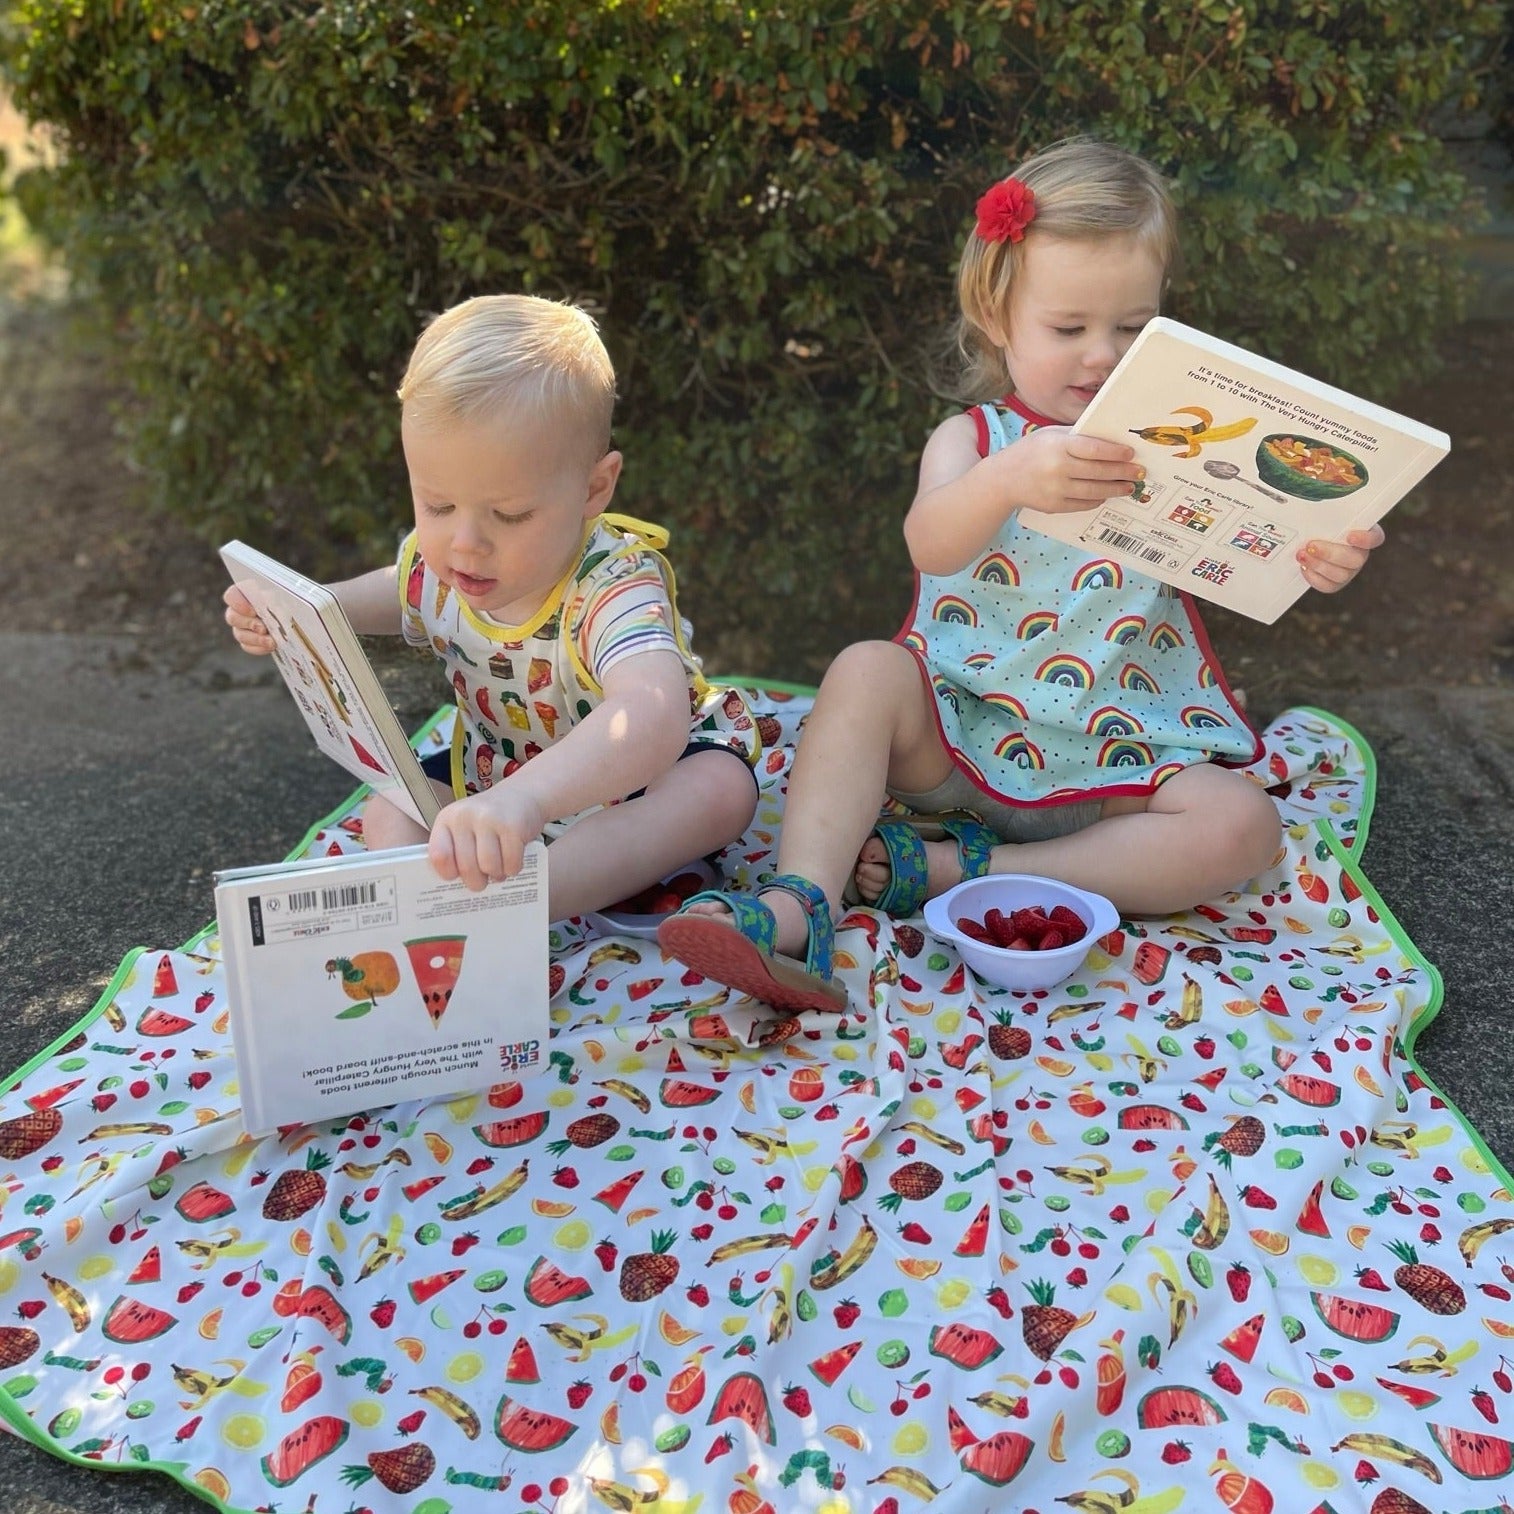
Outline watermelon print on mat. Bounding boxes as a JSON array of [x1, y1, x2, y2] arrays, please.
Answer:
[[0, 689, 1512, 1512]]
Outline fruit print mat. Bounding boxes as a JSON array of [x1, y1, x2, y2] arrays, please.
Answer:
[[3, 687, 1513, 1514]]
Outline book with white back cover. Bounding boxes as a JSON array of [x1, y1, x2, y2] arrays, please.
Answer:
[[215, 842, 548, 1135], [1016, 317, 1450, 623]]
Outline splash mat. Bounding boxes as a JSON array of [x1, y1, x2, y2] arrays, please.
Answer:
[[3, 689, 1512, 1514]]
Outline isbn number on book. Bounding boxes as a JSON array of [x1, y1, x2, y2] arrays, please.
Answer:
[[247, 874, 400, 947]]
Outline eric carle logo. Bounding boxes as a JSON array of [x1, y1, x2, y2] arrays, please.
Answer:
[[499, 1039, 542, 1074]]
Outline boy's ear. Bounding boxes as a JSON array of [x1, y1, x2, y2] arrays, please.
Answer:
[[583, 449, 623, 516]]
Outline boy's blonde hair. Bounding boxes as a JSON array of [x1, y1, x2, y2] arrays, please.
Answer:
[[955, 138, 1180, 401], [398, 294, 617, 469]]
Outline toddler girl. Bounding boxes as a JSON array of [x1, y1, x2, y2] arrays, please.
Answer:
[[659, 138, 1383, 1012]]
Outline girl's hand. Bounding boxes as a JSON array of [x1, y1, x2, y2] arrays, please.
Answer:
[[429, 784, 546, 893], [1012, 425, 1144, 515], [1297, 523, 1386, 593], [223, 584, 274, 654]]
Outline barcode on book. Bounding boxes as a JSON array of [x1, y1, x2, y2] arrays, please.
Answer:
[[1096, 527, 1170, 565], [284, 882, 380, 913]]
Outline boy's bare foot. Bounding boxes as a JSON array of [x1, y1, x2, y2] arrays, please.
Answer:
[[853, 834, 972, 907]]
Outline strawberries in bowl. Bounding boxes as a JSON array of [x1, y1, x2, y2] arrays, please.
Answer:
[[922, 874, 1119, 992], [956, 901, 1089, 952], [587, 860, 718, 940]]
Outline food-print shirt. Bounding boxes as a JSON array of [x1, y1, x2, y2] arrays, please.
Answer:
[[398, 513, 758, 798]]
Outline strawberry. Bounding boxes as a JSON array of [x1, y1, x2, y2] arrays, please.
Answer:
[[1226, 1263, 1251, 1303], [983, 908, 1012, 946], [782, 1383, 812, 1417], [15, 1300, 45, 1321], [396, 1408, 426, 1436], [1355, 1266, 1392, 1292], [566, 1379, 592, 1409], [1239, 1185, 1276, 1210], [466, 1156, 494, 1176], [1193, 1036, 1216, 1060], [176, 1281, 204, 1305], [369, 1298, 396, 1328], [552, 1166, 579, 1189], [985, 1285, 1012, 1320], [1209, 1361, 1243, 1395], [685, 1282, 710, 1307], [450, 1231, 479, 1257], [595, 1239, 618, 1272], [705, 1432, 734, 1463], [1160, 1440, 1192, 1465], [833, 1298, 860, 1328], [1473, 1386, 1499, 1424], [899, 1221, 932, 1244]]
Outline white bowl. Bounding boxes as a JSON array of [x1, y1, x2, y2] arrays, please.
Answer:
[[923, 874, 1120, 992], [586, 859, 719, 941]]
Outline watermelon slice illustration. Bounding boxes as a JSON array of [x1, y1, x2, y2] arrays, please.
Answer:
[[404, 935, 467, 1026], [346, 733, 387, 774]]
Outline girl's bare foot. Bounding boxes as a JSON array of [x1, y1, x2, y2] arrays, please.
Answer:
[[853, 834, 974, 907]]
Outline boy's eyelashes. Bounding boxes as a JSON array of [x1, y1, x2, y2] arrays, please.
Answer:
[[419, 501, 533, 525]]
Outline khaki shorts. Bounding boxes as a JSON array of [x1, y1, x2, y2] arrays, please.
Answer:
[[888, 767, 1102, 844]]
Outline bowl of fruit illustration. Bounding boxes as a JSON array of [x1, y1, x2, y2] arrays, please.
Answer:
[[1254, 432, 1369, 501], [587, 859, 719, 940], [923, 873, 1119, 992]]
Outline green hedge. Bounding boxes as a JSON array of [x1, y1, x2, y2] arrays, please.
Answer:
[[2, 1, 1504, 675]]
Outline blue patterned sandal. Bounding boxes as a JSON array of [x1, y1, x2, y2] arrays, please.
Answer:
[[657, 874, 847, 1014], [863, 812, 998, 916]]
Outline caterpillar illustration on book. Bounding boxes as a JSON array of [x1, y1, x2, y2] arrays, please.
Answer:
[[322, 939, 468, 1027]]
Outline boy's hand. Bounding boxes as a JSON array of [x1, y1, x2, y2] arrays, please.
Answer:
[[1013, 426, 1143, 516], [223, 585, 275, 654], [1298, 524, 1386, 593], [429, 785, 546, 893]]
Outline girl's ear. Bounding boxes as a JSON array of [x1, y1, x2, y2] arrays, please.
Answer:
[[584, 449, 623, 516]]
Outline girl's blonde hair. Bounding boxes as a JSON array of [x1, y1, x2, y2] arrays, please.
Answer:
[[398, 294, 617, 468], [955, 138, 1180, 401]]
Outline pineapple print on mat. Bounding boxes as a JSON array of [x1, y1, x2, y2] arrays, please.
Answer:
[[261, 1150, 331, 1222], [0, 692, 1512, 1512]]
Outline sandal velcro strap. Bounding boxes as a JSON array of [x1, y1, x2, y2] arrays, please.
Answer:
[[757, 873, 835, 981], [868, 814, 999, 917], [678, 889, 778, 958]]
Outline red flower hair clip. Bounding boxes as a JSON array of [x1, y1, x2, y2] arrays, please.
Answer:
[[975, 177, 1036, 244]]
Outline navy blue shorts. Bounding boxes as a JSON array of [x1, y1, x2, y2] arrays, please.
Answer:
[[420, 740, 757, 800]]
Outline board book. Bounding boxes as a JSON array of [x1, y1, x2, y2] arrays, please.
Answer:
[[220, 540, 443, 827], [215, 842, 548, 1134], [1016, 316, 1451, 623]]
